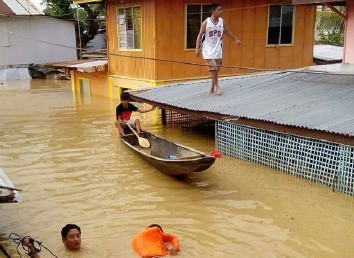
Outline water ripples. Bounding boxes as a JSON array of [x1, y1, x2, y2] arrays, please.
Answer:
[[0, 82, 353, 257]]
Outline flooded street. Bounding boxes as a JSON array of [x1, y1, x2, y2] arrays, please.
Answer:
[[0, 79, 353, 258]]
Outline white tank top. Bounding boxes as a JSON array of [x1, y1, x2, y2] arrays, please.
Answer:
[[202, 17, 224, 60]]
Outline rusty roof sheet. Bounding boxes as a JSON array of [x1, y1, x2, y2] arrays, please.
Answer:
[[67, 60, 107, 73], [44, 59, 107, 73], [44, 60, 94, 68], [134, 71, 354, 137], [0, 0, 43, 16]]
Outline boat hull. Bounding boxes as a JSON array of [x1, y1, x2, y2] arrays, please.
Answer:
[[121, 131, 215, 176]]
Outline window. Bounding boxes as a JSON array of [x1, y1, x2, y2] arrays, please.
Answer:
[[267, 5, 294, 45], [117, 6, 142, 50], [186, 4, 210, 49]]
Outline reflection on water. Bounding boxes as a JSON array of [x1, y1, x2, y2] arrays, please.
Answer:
[[0, 79, 353, 258]]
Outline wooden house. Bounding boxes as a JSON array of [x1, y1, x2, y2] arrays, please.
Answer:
[[74, 0, 317, 98], [73, 0, 354, 195]]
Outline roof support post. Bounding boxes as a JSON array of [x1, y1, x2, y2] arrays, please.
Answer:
[[323, 3, 347, 20]]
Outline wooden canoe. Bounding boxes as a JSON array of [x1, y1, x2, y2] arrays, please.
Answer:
[[121, 131, 215, 176]]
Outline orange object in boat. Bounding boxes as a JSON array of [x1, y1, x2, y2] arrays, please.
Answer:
[[132, 226, 179, 257]]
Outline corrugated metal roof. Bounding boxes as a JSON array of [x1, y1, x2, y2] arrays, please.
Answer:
[[313, 44, 343, 61], [134, 71, 354, 137], [44, 59, 95, 68], [68, 60, 107, 73], [0, 0, 43, 16], [44, 59, 107, 73]]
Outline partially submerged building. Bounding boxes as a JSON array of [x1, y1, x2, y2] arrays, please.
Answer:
[[72, 0, 353, 195], [131, 68, 354, 194], [0, 0, 77, 80], [44, 59, 108, 105]]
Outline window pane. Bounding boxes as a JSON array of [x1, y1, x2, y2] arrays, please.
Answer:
[[133, 7, 142, 49], [118, 7, 142, 50], [186, 5, 201, 49], [267, 5, 281, 44], [280, 5, 294, 44], [202, 5, 211, 21], [125, 8, 134, 49], [187, 5, 200, 15], [118, 8, 128, 48]]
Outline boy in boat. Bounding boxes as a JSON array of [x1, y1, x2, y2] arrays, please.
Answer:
[[132, 224, 179, 257], [115, 92, 155, 136]]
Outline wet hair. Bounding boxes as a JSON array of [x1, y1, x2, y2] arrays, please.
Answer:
[[147, 224, 163, 232], [61, 224, 81, 239], [120, 91, 130, 101], [210, 3, 221, 13]]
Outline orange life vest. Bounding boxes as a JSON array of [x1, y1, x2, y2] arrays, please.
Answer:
[[132, 227, 179, 257]]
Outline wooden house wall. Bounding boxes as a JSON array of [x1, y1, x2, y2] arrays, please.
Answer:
[[106, 0, 156, 81], [73, 70, 108, 97], [106, 0, 316, 83], [154, 0, 316, 81]]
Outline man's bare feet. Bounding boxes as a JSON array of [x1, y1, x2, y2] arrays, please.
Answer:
[[208, 85, 215, 95], [216, 86, 222, 96]]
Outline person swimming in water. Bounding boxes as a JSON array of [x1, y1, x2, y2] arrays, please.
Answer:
[[132, 224, 179, 257], [22, 224, 82, 257]]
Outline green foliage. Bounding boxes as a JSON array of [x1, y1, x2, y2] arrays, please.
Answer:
[[315, 8, 345, 46], [42, 0, 105, 48], [43, 0, 75, 19]]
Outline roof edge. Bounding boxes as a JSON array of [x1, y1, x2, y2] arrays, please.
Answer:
[[73, 0, 103, 4]]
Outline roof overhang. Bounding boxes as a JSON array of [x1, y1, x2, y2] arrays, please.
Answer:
[[292, 0, 345, 4], [73, 0, 102, 4], [44, 59, 107, 73], [68, 60, 107, 73], [0, 0, 43, 16]]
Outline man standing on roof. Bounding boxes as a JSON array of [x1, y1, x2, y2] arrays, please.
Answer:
[[195, 3, 241, 96]]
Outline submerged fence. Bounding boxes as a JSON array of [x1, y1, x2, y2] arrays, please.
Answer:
[[161, 109, 214, 129], [161, 110, 354, 195], [217, 121, 354, 195]]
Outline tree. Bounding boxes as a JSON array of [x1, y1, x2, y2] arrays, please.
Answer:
[[42, 0, 105, 49], [315, 7, 345, 46]]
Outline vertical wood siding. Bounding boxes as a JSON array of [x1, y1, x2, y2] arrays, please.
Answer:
[[106, 0, 156, 81], [74, 71, 108, 97], [107, 0, 316, 83]]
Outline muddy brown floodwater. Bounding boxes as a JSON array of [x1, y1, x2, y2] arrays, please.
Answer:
[[0, 79, 353, 258]]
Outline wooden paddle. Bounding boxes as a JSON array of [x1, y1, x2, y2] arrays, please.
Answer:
[[0, 185, 22, 192], [126, 123, 151, 148]]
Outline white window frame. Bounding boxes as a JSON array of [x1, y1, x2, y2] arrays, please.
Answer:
[[117, 6, 142, 51]]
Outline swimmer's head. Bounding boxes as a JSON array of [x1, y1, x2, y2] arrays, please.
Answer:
[[147, 224, 163, 232]]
